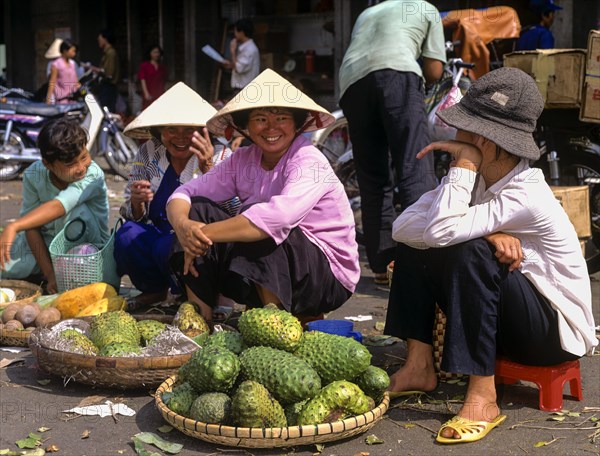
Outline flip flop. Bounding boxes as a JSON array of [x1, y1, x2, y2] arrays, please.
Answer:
[[387, 390, 426, 399], [436, 414, 507, 444], [373, 273, 389, 285]]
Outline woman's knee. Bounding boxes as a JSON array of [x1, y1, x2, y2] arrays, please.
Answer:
[[446, 238, 496, 267]]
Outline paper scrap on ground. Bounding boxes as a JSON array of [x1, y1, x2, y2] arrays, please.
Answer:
[[63, 400, 135, 418], [202, 45, 226, 64], [0, 347, 30, 353], [345, 315, 373, 322]]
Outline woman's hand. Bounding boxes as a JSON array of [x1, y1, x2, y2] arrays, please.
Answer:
[[0, 224, 17, 270], [190, 129, 214, 174], [172, 218, 213, 275], [484, 232, 523, 271], [130, 180, 153, 205], [417, 140, 483, 172]]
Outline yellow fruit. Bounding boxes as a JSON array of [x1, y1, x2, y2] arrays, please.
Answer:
[[52, 283, 118, 318], [75, 296, 126, 317], [0, 288, 16, 304]]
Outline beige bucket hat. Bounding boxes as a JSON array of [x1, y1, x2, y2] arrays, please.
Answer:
[[207, 69, 335, 138], [124, 82, 218, 139], [44, 38, 63, 59]]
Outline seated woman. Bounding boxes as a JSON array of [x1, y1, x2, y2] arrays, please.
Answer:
[[384, 67, 597, 444], [115, 82, 233, 307], [166, 69, 360, 324]]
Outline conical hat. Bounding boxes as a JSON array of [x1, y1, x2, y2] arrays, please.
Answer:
[[44, 38, 63, 59], [207, 69, 335, 137], [124, 82, 217, 139]]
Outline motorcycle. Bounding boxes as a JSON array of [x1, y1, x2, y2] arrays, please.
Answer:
[[0, 71, 137, 180]]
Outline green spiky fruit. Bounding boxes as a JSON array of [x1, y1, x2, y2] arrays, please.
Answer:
[[88, 310, 140, 349], [239, 346, 321, 405], [353, 366, 390, 403], [173, 302, 210, 337], [166, 381, 197, 416], [189, 392, 232, 424], [203, 331, 245, 354], [58, 329, 99, 356], [297, 381, 371, 425], [184, 346, 240, 393], [136, 319, 166, 345], [294, 331, 372, 384], [238, 306, 303, 352], [230, 380, 287, 428], [99, 342, 142, 357], [284, 399, 309, 426]]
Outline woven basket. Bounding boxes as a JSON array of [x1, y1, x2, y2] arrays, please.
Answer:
[[0, 327, 34, 347], [155, 375, 390, 449], [0, 280, 42, 309]]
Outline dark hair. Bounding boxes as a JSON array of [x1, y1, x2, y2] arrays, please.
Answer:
[[231, 108, 307, 131], [144, 44, 163, 61], [38, 119, 88, 163], [234, 18, 254, 38], [59, 39, 76, 54], [99, 29, 115, 45]]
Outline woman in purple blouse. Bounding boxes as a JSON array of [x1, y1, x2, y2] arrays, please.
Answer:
[[166, 69, 360, 324]]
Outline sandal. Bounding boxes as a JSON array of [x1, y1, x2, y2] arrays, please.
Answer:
[[436, 414, 507, 444], [373, 272, 389, 285]]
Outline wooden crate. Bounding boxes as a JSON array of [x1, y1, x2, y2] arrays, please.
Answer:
[[551, 186, 591, 238]]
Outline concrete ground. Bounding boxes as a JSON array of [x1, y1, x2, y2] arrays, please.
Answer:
[[1, 160, 599, 456]]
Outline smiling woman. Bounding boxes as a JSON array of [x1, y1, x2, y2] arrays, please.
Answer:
[[166, 69, 361, 325]]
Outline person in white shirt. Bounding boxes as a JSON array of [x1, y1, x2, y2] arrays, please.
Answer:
[[384, 67, 597, 444], [222, 18, 260, 95]]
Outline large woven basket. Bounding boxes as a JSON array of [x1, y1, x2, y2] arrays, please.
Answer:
[[155, 375, 390, 448], [0, 280, 42, 309], [0, 327, 34, 347]]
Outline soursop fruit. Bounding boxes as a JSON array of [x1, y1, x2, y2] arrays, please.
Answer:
[[184, 346, 240, 393], [353, 365, 390, 403], [173, 302, 210, 337], [88, 310, 140, 349], [297, 381, 372, 425], [284, 399, 309, 426], [230, 380, 287, 428], [238, 306, 303, 352], [136, 319, 166, 345], [166, 381, 197, 416], [239, 346, 321, 405], [203, 331, 245, 354], [99, 342, 142, 357], [189, 392, 232, 424], [58, 329, 99, 356], [294, 331, 371, 384]]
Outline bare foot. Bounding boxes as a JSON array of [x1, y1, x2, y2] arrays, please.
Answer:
[[387, 338, 438, 394], [439, 375, 500, 440]]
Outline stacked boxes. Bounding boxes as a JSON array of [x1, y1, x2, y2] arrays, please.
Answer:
[[580, 30, 600, 124]]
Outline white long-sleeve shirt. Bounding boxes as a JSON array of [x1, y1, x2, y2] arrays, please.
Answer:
[[393, 160, 597, 357], [231, 39, 260, 89]]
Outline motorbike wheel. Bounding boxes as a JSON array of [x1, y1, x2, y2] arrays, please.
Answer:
[[0, 130, 28, 181], [313, 116, 350, 165], [556, 151, 600, 274], [104, 131, 138, 179]]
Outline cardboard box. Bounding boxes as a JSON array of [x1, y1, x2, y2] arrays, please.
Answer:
[[504, 49, 586, 108], [551, 186, 591, 238], [585, 30, 600, 76], [580, 77, 600, 123]]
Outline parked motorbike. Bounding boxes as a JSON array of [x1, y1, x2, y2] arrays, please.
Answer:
[[0, 71, 137, 180]]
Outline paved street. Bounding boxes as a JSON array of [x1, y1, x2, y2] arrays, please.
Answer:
[[1, 160, 599, 455]]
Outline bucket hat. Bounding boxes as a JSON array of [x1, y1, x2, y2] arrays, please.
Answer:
[[44, 38, 63, 59], [124, 82, 217, 139], [436, 67, 544, 161], [207, 68, 335, 138]]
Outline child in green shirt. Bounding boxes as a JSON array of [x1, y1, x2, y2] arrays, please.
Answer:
[[0, 119, 109, 293]]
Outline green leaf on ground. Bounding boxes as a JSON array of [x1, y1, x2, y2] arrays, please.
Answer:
[[314, 443, 325, 453], [157, 425, 173, 433], [132, 437, 160, 456], [365, 434, 384, 444], [548, 416, 566, 421], [374, 321, 385, 331], [134, 432, 183, 454]]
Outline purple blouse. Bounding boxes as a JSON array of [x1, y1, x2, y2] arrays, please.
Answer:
[[168, 135, 360, 292]]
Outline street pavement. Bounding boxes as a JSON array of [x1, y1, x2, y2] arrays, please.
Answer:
[[1, 160, 599, 456]]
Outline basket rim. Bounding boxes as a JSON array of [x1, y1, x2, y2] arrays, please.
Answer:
[[155, 375, 390, 445], [0, 280, 42, 309]]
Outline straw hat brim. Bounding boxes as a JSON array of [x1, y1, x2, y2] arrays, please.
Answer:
[[124, 82, 217, 139], [45, 38, 63, 59], [207, 69, 335, 137]]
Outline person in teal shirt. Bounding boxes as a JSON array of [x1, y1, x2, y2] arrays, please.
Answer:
[[0, 119, 109, 293]]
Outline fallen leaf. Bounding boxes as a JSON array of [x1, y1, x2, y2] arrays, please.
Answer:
[[16, 433, 42, 449], [157, 425, 173, 433], [132, 437, 161, 456], [46, 444, 60, 452], [76, 395, 108, 408], [37, 427, 50, 433], [548, 416, 566, 421], [567, 412, 581, 417], [365, 434, 384, 445], [134, 432, 183, 454], [590, 417, 599, 422], [81, 430, 90, 439], [374, 321, 385, 331], [36, 379, 51, 386], [534, 441, 550, 448], [404, 423, 416, 429], [313, 443, 325, 453]]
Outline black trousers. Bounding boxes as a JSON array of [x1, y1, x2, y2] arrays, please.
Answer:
[[384, 240, 578, 376], [339, 70, 437, 273]]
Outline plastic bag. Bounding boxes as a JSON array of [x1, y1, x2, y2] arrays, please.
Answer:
[[428, 84, 463, 141]]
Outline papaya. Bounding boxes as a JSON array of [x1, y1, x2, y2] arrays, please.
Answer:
[[75, 296, 127, 317], [52, 283, 118, 318]]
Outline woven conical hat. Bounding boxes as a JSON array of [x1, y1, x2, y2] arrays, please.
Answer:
[[124, 82, 217, 139], [44, 38, 63, 59], [207, 69, 334, 137]]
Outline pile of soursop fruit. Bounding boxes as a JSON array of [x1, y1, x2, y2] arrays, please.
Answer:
[[163, 305, 390, 427]]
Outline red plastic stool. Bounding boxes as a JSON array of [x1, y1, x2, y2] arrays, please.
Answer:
[[495, 357, 583, 412]]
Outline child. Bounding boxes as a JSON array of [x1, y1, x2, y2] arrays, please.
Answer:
[[0, 119, 109, 293]]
